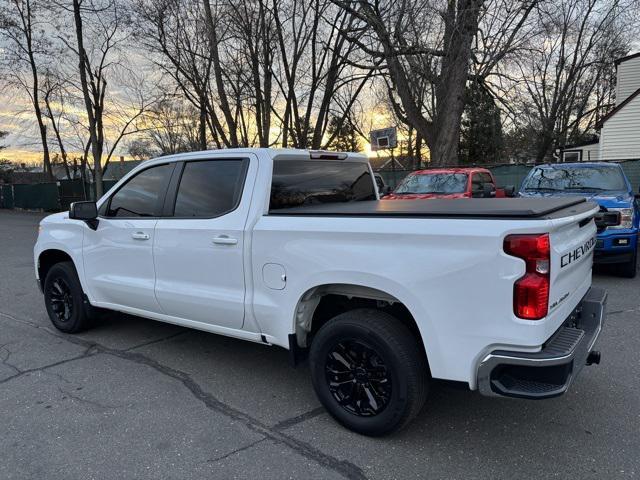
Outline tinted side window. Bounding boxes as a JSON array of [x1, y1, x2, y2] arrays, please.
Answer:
[[478, 173, 493, 184], [270, 160, 376, 210], [106, 164, 173, 217], [173, 160, 247, 218], [471, 172, 492, 190]]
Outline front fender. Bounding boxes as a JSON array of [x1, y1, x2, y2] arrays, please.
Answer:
[[34, 220, 88, 297]]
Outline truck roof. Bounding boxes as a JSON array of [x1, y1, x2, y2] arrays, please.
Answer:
[[138, 148, 369, 167]]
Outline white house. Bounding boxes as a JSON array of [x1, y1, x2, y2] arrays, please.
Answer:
[[562, 52, 640, 162]]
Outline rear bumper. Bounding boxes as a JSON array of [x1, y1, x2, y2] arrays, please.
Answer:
[[477, 287, 606, 399]]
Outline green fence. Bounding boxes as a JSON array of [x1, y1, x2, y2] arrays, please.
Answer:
[[1, 184, 14, 209], [12, 183, 60, 211], [0, 179, 121, 212], [488, 164, 533, 189]]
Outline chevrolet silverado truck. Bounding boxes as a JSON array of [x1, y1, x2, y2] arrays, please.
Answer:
[[34, 149, 606, 436]]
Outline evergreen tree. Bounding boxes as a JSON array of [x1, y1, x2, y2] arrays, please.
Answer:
[[459, 82, 504, 164], [327, 116, 362, 152]]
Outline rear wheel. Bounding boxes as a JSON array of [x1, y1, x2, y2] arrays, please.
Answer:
[[44, 261, 94, 333], [620, 249, 637, 278], [309, 309, 429, 436]]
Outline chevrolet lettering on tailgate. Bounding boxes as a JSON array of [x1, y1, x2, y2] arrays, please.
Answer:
[[561, 237, 596, 268]]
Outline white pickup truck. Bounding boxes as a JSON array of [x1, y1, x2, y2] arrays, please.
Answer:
[[34, 149, 607, 435]]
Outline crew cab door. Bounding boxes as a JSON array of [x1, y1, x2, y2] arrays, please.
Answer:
[[153, 156, 254, 329], [83, 163, 175, 312]]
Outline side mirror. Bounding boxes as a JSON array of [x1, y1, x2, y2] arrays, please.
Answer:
[[503, 185, 515, 197], [483, 183, 496, 198], [384, 186, 392, 194], [69, 201, 99, 230]]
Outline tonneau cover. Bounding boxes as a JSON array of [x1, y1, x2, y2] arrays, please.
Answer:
[[270, 198, 595, 219]]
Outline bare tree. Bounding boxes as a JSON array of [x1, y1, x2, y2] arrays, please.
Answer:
[[0, 0, 53, 177], [502, 0, 637, 162], [271, 0, 374, 149], [50, 0, 136, 195], [135, 0, 226, 148], [139, 98, 202, 155], [42, 73, 73, 179], [331, 0, 484, 165]]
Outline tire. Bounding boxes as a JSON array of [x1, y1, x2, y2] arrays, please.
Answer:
[[43, 261, 94, 333], [620, 249, 637, 278], [309, 309, 429, 436]]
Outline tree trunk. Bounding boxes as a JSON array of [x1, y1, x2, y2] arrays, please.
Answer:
[[199, 103, 207, 150], [23, 0, 51, 179], [430, 0, 482, 166], [202, 0, 238, 147], [72, 0, 103, 198]]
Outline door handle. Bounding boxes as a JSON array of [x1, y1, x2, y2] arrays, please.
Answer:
[[212, 235, 238, 245], [132, 232, 150, 240]]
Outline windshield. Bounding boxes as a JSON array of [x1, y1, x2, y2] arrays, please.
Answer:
[[522, 166, 627, 192], [394, 173, 468, 194]]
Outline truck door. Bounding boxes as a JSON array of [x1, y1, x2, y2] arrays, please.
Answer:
[[83, 163, 175, 312], [153, 156, 254, 329]]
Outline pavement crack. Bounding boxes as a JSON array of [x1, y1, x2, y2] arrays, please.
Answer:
[[124, 330, 189, 352], [98, 348, 367, 480], [0, 352, 96, 386], [207, 438, 267, 463], [608, 307, 640, 316], [0, 308, 367, 480], [273, 406, 327, 431], [58, 386, 122, 410], [0, 343, 22, 375]]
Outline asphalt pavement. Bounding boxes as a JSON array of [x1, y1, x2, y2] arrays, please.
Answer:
[[1, 210, 638, 479]]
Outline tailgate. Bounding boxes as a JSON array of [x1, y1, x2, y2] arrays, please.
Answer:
[[548, 214, 597, 318]]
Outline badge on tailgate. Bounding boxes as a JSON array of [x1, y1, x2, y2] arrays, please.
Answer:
[[560, 237, 596, 268]]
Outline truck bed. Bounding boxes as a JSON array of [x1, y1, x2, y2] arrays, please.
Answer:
[[270, 198, 594, 220]]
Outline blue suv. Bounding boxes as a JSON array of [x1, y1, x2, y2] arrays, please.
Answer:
[[519, 162, 639, 277]]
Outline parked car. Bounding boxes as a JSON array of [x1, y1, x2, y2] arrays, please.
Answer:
[[383, 167, 514, 200], [519, 162, 639, 277], [35, 149, 605, 436]]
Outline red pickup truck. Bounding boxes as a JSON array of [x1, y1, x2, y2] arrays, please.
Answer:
[[383, 167, 513, 200]]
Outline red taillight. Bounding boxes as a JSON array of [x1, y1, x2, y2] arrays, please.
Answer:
[[504, 234, 550, 320]]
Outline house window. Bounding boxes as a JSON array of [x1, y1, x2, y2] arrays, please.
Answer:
[[562, 150, 582, 162]]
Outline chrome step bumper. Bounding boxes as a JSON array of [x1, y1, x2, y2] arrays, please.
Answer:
[[477, 287, 607, 399]]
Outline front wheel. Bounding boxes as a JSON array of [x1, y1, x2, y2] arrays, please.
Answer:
[[44, 261, 94, 333], [309, 309, 429, 436]]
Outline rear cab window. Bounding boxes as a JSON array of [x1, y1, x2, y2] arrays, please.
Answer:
[[269, 160, 376, 210]]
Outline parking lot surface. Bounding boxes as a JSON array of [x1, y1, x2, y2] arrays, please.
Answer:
[[1, 210, 639, 479]]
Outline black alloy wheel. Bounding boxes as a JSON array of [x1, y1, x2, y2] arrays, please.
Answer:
[[43, 261, 94, 333], [325, 339, 392, 417], [48, 276, 74, 323], [309, 309, 429, 436]]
